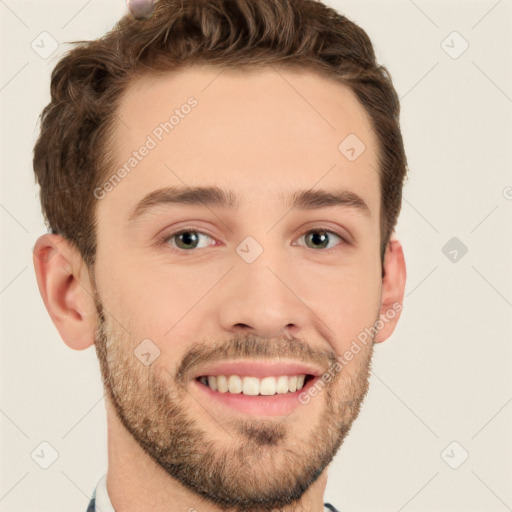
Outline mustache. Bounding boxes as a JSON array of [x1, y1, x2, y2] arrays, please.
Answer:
[[175, 332, 338, 384]]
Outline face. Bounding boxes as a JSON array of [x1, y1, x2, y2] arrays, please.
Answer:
[[92, 66, 384, 510]]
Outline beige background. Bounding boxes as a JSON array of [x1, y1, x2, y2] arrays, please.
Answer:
[[1, 0, 511, 511]]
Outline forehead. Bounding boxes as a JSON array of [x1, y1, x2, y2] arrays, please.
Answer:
[[99, 65, 380, 222]]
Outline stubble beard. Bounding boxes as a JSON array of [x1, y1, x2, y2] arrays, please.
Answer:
[[93, 299, 374, 512]]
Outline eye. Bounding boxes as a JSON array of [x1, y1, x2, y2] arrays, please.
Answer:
[[295, 229, 345, 250], [163, 229, 216, 250], [160, 227, 346, 252]]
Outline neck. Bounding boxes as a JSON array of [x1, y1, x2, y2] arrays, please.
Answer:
[[105, 401, 329, 512]]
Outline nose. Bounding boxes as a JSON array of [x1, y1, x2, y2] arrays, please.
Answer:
[[216, 247, 309, 339]]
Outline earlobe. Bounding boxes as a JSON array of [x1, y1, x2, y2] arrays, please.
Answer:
[[33, 234, 97, 351], [374, 237, 406, 344]]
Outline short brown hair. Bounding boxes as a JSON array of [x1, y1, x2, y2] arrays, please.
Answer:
[[33, 0, 408, 270]]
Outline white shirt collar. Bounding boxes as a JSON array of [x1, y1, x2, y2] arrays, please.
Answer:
[[94, 474, 115, 512]]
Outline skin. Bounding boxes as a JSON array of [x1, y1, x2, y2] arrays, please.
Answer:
[[33, 66, 406, 512]]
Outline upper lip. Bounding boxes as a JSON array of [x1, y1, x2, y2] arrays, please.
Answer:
[[191, 360, 323, 379]]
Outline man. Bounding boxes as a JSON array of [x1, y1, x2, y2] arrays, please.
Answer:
[[32, 0, 407, 510]]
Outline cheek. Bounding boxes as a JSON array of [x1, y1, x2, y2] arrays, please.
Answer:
[[93, 249, 170, 340], [305, 258, 382, 351], [98, 254, 218, 347]]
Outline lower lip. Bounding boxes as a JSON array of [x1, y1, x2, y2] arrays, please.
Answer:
[[193, 377, 318, 416]]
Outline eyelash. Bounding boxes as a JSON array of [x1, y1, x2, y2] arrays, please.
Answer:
[[158, 227, 349, 253]]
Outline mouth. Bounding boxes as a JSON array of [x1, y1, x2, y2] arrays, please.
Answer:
[[195, 373, 316, 396], [189, 361, 323, 416]]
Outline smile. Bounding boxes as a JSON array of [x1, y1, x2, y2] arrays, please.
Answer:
[[196, 374, 314, 396]]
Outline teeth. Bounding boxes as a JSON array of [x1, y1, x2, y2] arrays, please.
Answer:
[[276, 375, 289, 394], [259, 376, 277, 395], [228, 375, 242, 394], [242, 377, 259, 396], [199, 374, 309, 395], [217, 375, 228, 393], [207, 376, 217, 391]]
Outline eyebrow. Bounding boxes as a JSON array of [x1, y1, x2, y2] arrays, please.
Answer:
[[128, 185, 371, 222]]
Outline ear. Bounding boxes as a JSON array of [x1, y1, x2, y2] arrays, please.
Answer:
[[33, 234, 97, 350], [374, 236, 406, 343]]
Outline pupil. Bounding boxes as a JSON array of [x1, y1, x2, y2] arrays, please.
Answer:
[[309, 231, 328, 249], [178, 231, 198, 249]]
